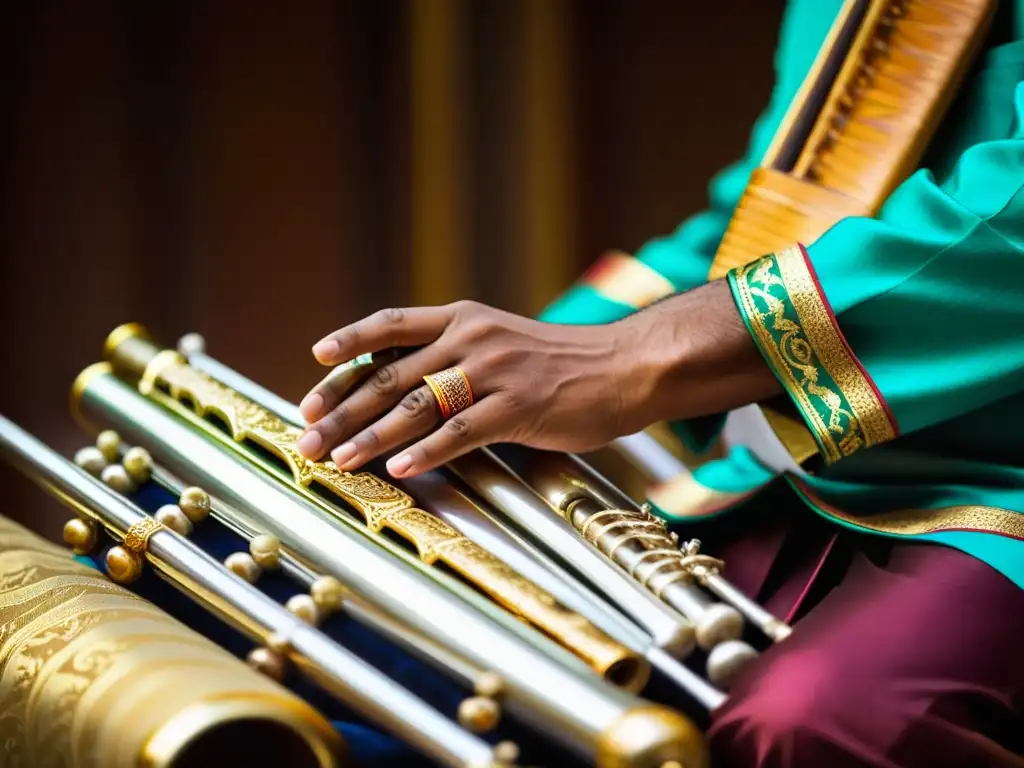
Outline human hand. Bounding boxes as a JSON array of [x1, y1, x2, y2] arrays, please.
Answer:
[[294, 301, 663, 477]]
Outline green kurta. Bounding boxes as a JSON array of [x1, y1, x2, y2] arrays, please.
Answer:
[[540, 0, 1024, 588]]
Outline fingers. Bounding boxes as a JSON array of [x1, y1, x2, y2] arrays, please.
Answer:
[[386, 394, 511, 477], [329, 384, 441, 470], [299, 348, 406, 423], [298, 345, 453, 458], [312, 306, 453, 366]]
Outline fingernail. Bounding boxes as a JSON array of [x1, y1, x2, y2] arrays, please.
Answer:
[[331, 442, 357, 467], [312, 339, 340, 364], [296, 430, 323, 458], [299, 393, 325, 422], [387, 453, 413, 477]]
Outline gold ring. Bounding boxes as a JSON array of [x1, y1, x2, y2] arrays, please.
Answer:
[[423, 367, 474, 420], [124, 517, 166, 554]]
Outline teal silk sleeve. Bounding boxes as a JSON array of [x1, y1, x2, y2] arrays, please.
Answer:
[[729, 81, 1024, 464]]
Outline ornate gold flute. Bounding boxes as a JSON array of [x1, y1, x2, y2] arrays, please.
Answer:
[[176, 333, 727, 712], [104, 324, 646, 691], [0, 420, 342, 768], [73, 337, 707, 768], [0, 414, 514, 768]]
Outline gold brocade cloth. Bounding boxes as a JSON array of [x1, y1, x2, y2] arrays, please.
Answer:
[[0, 515, 340, 768]]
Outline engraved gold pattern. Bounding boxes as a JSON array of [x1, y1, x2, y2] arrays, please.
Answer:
[[146, 357, 639, 684], [731, 246, 896, 463], [123, 517, 165, 554], [423, 367, 473, 420], [0, 516, 339, 768], [792, 479, 1024, 540], [564, 501, 724, 595]]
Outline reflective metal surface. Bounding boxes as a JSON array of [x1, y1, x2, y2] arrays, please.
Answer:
[[73, 366, 706, 767], [0, 414, 497, 768]]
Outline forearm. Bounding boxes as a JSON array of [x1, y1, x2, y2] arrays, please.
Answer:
[[619, 279, 782, 427]]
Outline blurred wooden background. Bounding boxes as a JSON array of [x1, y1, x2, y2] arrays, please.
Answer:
[[0, 0, 783, 539]]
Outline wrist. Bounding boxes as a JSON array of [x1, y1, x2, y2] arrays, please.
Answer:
[[614, 280, 779, 427]]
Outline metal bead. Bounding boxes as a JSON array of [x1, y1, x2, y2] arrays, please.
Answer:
[[457, 696, 501, 733], [122, 446, 153, 485], [96, 430, 122, 462], [250, 534, 281, 569], [266, 632, 293, 654], [105, 545, 143, 584], [492, 742, 519, 766], [63, 518, 98, 555], [473, 672, 505, 699], [178, 487, 211, 523], [286, 594, 320, 625], [74, 446, 107, 477], [154, 504, 192, 536], [310, 575, 346, 614], [694, 602, 744, 651], [246, 647, 287, 682], [177, 333, 205, 358], [706, 639, 759, 690], [225, 552, 261, 583], [100, 464, 133, 495]]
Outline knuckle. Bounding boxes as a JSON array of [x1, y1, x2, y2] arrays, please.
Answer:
[[369, 363, 400, 394], [339, 327, 360, 351], [500, 389, 525, 411], [450, 299, 479, 315], [377, 307, 405, 325], [399, 389, 435, 418], [445, 416, 472, 438], [326, 405, 350, 431], [356, 429, 379, 450]]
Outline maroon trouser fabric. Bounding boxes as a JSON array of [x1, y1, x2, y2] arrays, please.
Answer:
[[707, 538, 1024, 767]]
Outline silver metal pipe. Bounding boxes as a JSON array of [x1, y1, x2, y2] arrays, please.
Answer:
[[0, 414, 497, 768], [72, 366, 706, 767], [450, 450, 696, 658], [507, 450, 786, 663], [146, 459, 488, 686], [182, 337, 734, 708]]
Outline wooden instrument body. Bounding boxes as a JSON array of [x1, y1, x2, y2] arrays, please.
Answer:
[[710, 0, 997, 279]]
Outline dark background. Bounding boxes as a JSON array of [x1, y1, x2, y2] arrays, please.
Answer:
[[0, 0, 783, 539]]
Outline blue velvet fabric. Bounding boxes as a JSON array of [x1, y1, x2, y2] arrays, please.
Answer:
[[82, 481, 616, 767]]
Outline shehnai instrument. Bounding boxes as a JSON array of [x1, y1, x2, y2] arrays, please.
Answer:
[[63, 323, 708, 768]]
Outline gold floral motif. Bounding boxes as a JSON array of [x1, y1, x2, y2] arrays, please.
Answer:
[[0, 517, 337, 768], [123, 517, 165, 554], [733, 246, 896, 463], [151, 360, 642, 683]]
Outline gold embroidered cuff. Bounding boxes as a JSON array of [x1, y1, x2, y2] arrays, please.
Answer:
[[729, 244, 898, 463]]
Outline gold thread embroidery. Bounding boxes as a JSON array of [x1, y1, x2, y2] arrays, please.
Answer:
[[775, 246, 896, 448], [794, 482, 1024, 540], [733, 246, 895, 463]]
